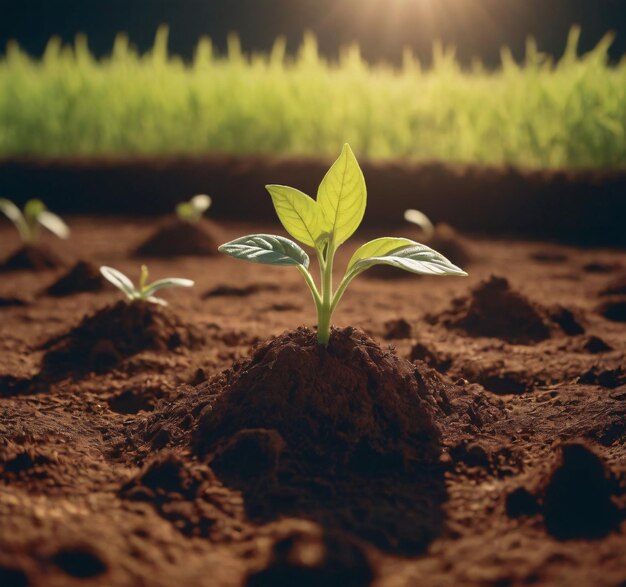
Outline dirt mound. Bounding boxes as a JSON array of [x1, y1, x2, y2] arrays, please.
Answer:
[[193, 327, 443, 470], [0, 245, 64, 271], [597, 297, 626, 322], [40, 300, 203, 378], [44, 260, 106, 296], [436, 276, 556, 344], [133, 218, 218, 257]]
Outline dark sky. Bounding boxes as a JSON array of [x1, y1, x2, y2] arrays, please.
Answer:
[[1, 0, 625, 65]]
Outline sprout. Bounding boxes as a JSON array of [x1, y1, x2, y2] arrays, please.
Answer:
[[176, 194, 212, 224], [404, 208, 435, 240], [219, 144, 468, 346], [100, 265, 194, 306], [0, 198, 70, 243]]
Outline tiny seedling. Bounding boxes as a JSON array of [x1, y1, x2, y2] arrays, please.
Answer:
[[100, 265, 194, 306], [404, 209, 435, 240], [176, 194, 212, 224], [219, 144, 467, 346], [0, 198, 70, 243]]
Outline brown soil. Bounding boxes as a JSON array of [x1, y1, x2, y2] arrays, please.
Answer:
[[0, 217, 625, 587], [134, 217, 219, 257], [1, 244, 64, 271]]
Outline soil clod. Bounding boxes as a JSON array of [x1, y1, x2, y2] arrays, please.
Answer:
[[383, 318, 412, 340], [582, 336, 613, 354], [0, 245, 64, 272], [597, 297, 626, 322]]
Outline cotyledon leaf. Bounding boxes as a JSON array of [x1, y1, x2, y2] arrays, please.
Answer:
[[350, 243, 467, 277], [317, 143, 366, 247], [347, 237, 417, 273], [100, 266, 137, 299], [266, 184, 324, 248], [218, 234, 310, 268]]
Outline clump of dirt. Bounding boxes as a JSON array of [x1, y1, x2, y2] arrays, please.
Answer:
[[435, 276, 558, 344], [582, 336, 613, 354], [44, 260, 106, 297], [548, 306, 585, 335], [410, 342, 452, 373], [0, 245, 64, 271], [134, 218, 218, 257], [579, 366, 626, 389], [247, 522, 375, 587], [597, 298, 626, 323], [40, 300, 203, 378], [506, 443, 622, 540], [383, 318, 412, 340], [194, 327, 443, 470]]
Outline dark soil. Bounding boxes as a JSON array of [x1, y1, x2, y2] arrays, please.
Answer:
[[0, 217, 625, 587], [44, 260, 106, 296], [134, 217, 219, 257], [0, 244, 64, 271]]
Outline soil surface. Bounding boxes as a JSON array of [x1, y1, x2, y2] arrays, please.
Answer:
[[0, 217, 625, 587]]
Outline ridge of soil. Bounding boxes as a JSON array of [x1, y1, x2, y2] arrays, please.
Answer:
[[43, 260, 106, 297], [133, 218, 219, 257]]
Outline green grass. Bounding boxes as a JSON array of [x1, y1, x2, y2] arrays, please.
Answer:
[[1, 26, 625, 169]]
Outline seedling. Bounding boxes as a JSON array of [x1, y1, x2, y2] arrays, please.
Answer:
[[404, 209, 435, 240], [0, 198, 70, 243], [176, 194, 212, 224], [100, 265, 194, 306], [219, 144, 467, 346]]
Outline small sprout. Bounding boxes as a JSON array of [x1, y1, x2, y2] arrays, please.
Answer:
[[100, 265, 194, 306], [0, 198, 70, 243], [404, 208, 435, 240], [176, 194, 212, 224], [219, 144, 468, 346]]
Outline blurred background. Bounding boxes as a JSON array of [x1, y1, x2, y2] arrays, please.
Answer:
[[0, 0, 625, 243]]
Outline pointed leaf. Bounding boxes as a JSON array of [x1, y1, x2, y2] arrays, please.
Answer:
[[404, 209, 434, 237], [219, 234, 309, 268], [347, 237, 416, 273], [37, 211, 70, 239], [100, 266, 138, 299], [143, 278, 195, 297], [351, 243, 467, 277], [317, 144, 366, 246], [190, 194, 211, 212], [266, 184, 324, 248], [0, 198, 24, 225]]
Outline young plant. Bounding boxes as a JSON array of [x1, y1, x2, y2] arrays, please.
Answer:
[[176, 194, 212, 224], [404, 208, 435, 240], [0, 198, 70, 243], [219, 144, 468, 346], [100, 265, 194, 306]]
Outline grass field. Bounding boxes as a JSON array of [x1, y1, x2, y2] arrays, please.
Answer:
[[0, 27, 625, 169]]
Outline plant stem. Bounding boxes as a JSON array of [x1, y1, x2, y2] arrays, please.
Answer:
[[316, 241, 335, 346]]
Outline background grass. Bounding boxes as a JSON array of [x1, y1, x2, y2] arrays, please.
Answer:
[[0, 27, 625, 169]]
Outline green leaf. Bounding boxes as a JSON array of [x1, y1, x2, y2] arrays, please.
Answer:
[[266, 184, 324, 248], [350, 243, 467, 277], [317, 144, 366, 247], [218, 234, 310, 268], [23, 199, 46, 220], [37, 210, 70, 239], [347, 237, 416, 273], [100, 266, 137, 299], [0, 198, 24, 225], [143, 277, 195, 297]]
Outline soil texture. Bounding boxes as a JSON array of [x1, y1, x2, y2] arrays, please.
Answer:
[[134, 218, 219, 257]]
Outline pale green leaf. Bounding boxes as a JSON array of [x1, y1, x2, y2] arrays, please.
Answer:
[[317, 143, 366, 246], [404, 209, 434, 238], [190, 194, 212, 212], [0, 198, 24, 225], [266, 184, 323, 248], [218, 234, 309, 268], [351, 243, 467, 277], [37, 210, 70, 239], [100, 266, 137, 299], [347, 237, 416, 273], [143, 277, 195, 297]]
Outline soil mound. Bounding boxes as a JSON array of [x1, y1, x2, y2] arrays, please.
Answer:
[[0, 245, 63, 271], [194, 327, 443, 470], [541, 443, 621, 540], [597, 298, 626, 323], [133, 218, 218, 257], [44, 260, 106, 296], [40, 300, 203, 378], [436, 276, 554, 344]]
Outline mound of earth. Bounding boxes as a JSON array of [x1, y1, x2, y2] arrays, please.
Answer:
[[435, 276, 580, 344], [133, 218, 218, 257], [0, 245, 64, 271], [40, 300, 203, 378], [131, 327, 456, 553], [44, 260, 106, 296], [597, 297, 626, 323]]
